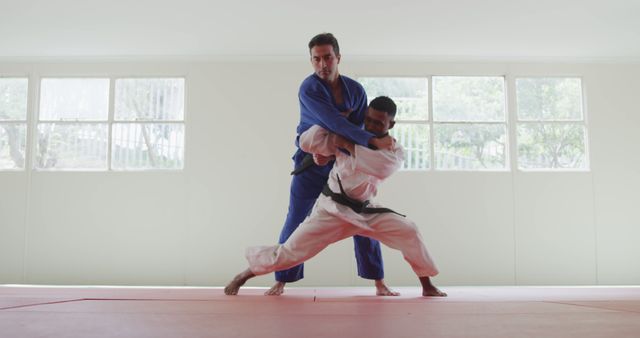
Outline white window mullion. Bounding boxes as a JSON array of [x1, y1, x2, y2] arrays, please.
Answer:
[[24, 75, 35, 172], [581, 77, 591, 170], [107, 77, 115, 170], [506, 74, 518, 172], [29, 75, 41, 170], [428, 75, 435, 171]]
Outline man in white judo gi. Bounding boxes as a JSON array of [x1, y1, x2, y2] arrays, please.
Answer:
[[225, 96, 446, 297]]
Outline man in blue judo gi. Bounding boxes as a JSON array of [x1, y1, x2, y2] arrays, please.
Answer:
[[265, 33, 398, 296]]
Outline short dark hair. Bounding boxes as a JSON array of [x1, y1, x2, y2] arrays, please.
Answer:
[[308, 33, 340, 55], [369, 96, 397, 118]]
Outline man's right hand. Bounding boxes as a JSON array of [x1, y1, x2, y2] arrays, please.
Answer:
[[370, 135, 395, 150], [340, 109, 353, 117], [313, 153, 335, 166], [333, 134, 355, 154]]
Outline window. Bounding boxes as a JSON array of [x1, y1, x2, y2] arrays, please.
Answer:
[[359, 77, 430, 170], [0, 78, 28, 170], [433, 76, 508, 170], [36, 78, 110, 170], [515, 78, 588, 170], [36, 77, 185, 171], [112, 78, 185, 170], [361, 76, 509, 171]]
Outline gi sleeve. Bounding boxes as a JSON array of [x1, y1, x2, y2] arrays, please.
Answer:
[[299, 125, 340, 157], [300, 86, 373, 147], [350, 86, 369, 128], [350, 144, 405, 179]]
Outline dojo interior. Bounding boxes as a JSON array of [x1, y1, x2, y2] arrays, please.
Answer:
[[1, 1, 639, 337]]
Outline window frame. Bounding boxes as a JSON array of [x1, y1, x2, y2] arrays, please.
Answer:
[[431, 75, 510, 172], [34, 76, 110, 171], [32, 75, 187, 172], [359, 74, 512, 172], [513, 76, 590, 172], [111, 77, 186, 171], [0, 76, 30, 171]]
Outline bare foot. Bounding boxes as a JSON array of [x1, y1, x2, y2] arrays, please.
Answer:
[[422, 285, 447, 297], [224, 269, 255, 295], [375, 279, 400, 296], [419, 276, 447, 297], [264, 281, 286, 296]]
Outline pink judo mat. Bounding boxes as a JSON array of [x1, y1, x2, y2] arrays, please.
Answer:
[[2, 285, 640, 337]]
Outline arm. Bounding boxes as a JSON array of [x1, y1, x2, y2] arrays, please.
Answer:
[[301, 124, 402, 179], [299, 125, 341, 157], [334, 135, 403, 179], [351, 145, 404, 179], [299, 80, 374, 147], [370, 135, 395, 150]]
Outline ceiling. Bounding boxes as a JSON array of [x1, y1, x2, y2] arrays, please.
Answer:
[[1, 0, 639, 62]]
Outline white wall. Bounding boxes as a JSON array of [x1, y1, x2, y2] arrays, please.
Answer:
[[1, 60, 639, 287]]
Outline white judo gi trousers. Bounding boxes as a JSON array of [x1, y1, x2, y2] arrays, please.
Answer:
[[246, 195, 439, 278]]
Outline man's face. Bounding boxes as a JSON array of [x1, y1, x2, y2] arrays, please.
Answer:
[[364, 107, 395, 137], [310, 44, 340, 82]]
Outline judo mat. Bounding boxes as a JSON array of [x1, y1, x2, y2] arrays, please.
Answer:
[[1, 285, 640, 337]]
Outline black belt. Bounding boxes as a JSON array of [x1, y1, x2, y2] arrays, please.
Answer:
[[290, 153, 315, 175], [321, 174, 405, 217]]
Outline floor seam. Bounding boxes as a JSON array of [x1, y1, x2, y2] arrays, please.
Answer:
[[543, 300, 640, 314], [0, 298, 87, 311]]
